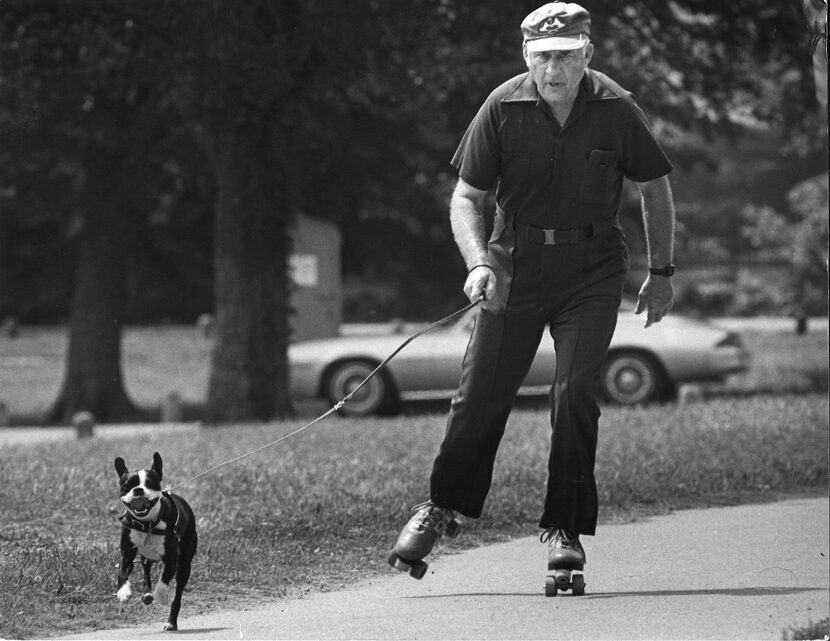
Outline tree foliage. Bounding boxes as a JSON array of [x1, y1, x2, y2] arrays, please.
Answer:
[[0, 1, 824, 422]]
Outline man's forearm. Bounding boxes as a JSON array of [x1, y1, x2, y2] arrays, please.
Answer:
[[639, 176, 676, 267], [450, 186, 489, 270]]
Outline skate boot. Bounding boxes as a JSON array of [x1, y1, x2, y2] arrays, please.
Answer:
[[541, 527, 586, 596], [387, 500, 461, 579]]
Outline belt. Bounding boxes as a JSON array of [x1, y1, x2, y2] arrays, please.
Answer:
[[515, 217, 616, 246]]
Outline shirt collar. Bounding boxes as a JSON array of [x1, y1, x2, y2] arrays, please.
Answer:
[[501, 69, 622, 105]]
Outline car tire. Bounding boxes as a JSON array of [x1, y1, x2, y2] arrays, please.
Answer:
[[601, 351, 663, 405], [324, 360, 398, 417]]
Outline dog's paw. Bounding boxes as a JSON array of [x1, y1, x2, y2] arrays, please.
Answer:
[[163, 622, 178, 632], [116, 582, 132, 602], [154, 582, 170, 605]]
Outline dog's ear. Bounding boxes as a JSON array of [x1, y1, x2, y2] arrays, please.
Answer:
[[152, 452, 163, 480], [114, 457, 128, 477]]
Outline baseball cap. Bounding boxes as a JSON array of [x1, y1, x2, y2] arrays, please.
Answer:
[[521, 3, 591, 52]]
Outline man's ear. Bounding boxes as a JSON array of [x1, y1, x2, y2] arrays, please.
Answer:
[[522, 42, 530, 67], [584, 42, 594, 65]]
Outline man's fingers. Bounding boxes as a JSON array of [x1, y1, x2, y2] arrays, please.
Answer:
[[644, 305, 670, 328], [484, 277, 496, 301], [464, 268, 496, 303]]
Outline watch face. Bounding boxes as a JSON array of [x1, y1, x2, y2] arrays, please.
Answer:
[[650, 265, 675, 276]]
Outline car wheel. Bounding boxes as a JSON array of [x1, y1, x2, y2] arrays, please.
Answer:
[[601, 351, 662, 405], [325, 360, 396, 417]]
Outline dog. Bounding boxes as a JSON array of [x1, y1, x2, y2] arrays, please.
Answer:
[[114, 452, 197, 631]]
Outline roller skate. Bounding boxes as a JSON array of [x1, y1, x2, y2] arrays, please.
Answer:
[[387, 500, 461, 579], [541, 528, 586, 597]]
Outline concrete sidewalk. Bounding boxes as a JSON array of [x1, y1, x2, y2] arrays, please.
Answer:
[[65, 498, 828, 641]]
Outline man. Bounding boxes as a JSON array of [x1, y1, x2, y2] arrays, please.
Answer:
[[388, 3, 675, 587]]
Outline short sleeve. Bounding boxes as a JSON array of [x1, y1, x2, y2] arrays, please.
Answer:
[[450, 97, 502, 191], [620, 101, 673, 182]]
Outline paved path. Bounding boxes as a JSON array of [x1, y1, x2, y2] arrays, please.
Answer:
[[64, 497, 828, 640]]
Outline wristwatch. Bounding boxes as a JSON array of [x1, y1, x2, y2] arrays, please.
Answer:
[[649, 264, 676, 277]]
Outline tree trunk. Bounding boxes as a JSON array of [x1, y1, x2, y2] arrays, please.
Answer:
[[0, 203, 16, 323], [203, 129, 293, 424], [48, 150, 139, 424]]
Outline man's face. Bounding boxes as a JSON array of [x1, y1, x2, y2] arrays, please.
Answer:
[[524, 43, 593, 108]]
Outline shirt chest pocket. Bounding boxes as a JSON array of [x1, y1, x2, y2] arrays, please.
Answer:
[[581, 149, 619, 205]]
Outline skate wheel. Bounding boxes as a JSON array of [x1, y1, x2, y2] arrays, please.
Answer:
[[409, 560, 428, 580], [388, 550, 413, 573], [387, 550, 400, 568], [554, 570, 571, 587], [571, 573, 585, 596], [446, 519, 461, 539], [545, 576, 557, 597], [394, 558, 412, 573]]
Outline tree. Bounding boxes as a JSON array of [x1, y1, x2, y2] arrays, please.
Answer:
[[2, 1, 823, 424], [155, 1, 390, 422], [740, 173, 829, 317], [0, 2, 160, 422]]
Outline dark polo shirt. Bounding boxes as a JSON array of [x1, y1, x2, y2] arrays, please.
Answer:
[[451, 69, 673, 229]]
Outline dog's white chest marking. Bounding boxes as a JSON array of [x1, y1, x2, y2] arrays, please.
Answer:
[[128, 521, 167, 561]]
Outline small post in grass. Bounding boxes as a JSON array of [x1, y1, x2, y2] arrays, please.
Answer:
[[162, 392, 183, 423], [72, 410, 95, 439]]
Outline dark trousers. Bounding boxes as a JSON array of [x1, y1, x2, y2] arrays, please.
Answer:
[[430, 225, 628, 536]]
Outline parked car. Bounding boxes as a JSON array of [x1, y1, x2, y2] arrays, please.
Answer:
[[289, 298, 751, 417]]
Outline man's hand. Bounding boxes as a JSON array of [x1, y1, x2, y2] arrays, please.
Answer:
[[635, 275, 673, 327], [464, 265, 496, 303]]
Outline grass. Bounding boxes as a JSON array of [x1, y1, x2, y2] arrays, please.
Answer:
[[0, 393, 827, 639], [0, 326, 213, 423]]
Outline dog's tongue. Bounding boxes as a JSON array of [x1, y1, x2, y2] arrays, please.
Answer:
[[130, 496, 151, 512]]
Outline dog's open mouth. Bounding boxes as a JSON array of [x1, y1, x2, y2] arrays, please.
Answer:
[[127, 496, 153, 516]]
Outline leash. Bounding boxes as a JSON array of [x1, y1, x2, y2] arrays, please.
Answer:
[[165, 296, 484, 493]]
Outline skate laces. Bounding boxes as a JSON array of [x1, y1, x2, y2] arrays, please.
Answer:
[[411, 501, 454, 532], [540, 527, 580, 552]]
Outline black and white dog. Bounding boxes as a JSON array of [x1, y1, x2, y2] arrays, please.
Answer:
[[115, 452, 197, 631]]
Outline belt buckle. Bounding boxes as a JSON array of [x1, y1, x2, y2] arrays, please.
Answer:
[[543, 229, 558, 245]]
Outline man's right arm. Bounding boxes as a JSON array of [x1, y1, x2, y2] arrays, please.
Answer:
[[450, 178, 496, 302]]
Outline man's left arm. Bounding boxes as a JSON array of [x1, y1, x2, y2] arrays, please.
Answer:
[[634, 175, 676, 327]]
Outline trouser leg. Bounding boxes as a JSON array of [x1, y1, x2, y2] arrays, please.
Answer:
[[430, 298, 546, 518], [539, 277, 625, 535]]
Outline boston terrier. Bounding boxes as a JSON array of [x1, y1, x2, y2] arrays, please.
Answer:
[[114, 452, 197, 632]]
